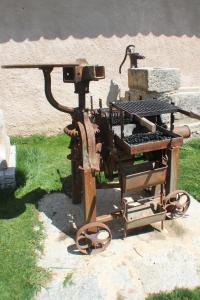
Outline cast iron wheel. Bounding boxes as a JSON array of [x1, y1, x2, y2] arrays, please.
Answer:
[[164, 190, 190, 219], [75, 222, 112, 254]]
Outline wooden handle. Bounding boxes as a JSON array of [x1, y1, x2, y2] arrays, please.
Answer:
[[134, 115, 156, 132]]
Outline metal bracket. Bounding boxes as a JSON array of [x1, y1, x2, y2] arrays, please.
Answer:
[[41, 67, 74, 114]]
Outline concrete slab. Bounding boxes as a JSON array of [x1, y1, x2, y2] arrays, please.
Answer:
[[35, 190, 200, 300]]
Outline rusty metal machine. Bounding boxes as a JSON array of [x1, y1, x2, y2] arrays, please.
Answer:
[[3, 46, 200, 255]]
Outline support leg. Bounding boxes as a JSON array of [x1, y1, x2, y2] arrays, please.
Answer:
[[83, 170, 96, 224], [71, 160, 82, 204], [166, 146, 180, 195]]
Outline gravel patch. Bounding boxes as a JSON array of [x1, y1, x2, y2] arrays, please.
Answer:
[[35, 189, 200, 300]]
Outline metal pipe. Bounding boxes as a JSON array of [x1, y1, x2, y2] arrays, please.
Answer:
[[90, 96, 93, 110], [173, 125, 191, 138]]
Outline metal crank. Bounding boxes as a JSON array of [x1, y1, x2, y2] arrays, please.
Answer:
[[75, 222, 112, 254], [164, 190, 191, 219]]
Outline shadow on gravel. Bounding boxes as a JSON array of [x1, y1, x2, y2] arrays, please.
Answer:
[[36, 179, 160, 256], [0, 169, 46, 219], [0, 169, 160, 257], [0, 169, 72, 220]]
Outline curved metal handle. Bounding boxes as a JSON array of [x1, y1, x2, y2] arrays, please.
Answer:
[[41, 67, 74, 114], [119, 45, 135, 74]]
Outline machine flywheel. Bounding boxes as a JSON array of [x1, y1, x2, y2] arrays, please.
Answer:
[[75, 222, 112, 254], [164, 190, 190, 219]]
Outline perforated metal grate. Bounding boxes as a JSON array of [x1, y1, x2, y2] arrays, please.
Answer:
[[111, 99, 178, 117]]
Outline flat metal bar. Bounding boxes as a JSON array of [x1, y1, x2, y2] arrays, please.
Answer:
[[2, 63, 78, 69], [83, 170, 96, 224], [166, 146, 180, 194]]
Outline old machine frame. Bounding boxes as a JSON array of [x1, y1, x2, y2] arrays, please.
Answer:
[[3, 45, 199, 254]]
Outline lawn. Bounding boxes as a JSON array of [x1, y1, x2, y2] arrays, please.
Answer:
[[0, 134, 71, 300], [179, 138, 200, 200], [147, 287, 200, 300], [0, 135, 199, 300]]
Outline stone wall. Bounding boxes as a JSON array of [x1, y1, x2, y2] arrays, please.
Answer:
[[0, 0, 200, 135]]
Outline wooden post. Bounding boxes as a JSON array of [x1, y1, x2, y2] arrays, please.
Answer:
[[83, 170, 96, 224], [166, 146, 180, 194], [71, 160, 82, 204]]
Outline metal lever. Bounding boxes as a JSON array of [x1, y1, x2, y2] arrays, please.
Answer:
[[41, 67, 74, 114], [2, 62, 105, 114], [178, 108, 200, 121]]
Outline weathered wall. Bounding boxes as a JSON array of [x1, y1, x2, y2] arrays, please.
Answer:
[[0, 0, 200, 135]]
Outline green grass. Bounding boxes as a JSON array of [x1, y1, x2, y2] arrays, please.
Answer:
[[179, 138, 200, 200], [63, 272, 73, 288], [0, 134, 200, 300], [0, 134, 71, 300], [147, 287, 200, 300]]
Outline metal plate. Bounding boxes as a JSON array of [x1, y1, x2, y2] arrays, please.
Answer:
[[124, 202, 166, 230], [120, 162, 167, 192]]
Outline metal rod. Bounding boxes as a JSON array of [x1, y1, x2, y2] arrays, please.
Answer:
[[99, 98, 102, 109], [161, 183, 164, 230], [90, 96, 93, 110], [120, 110, 124, 139], [178, 108, 200, 121], [170, 113, 175, 131], [78, 93, 86, 110], [109, 103, 113, 129], [96, 209, 122, 223]]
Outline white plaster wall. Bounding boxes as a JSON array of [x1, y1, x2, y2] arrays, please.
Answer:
[[0, 0, 200, 135]]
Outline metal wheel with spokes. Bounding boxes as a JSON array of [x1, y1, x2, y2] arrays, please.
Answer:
[[75, 222, 112, 254], [164, 190, 190, 219]]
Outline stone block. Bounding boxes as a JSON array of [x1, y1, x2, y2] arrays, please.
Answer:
[[0, 109, 16, 189], [128, 68, 180, 93], [0, 110, 10, 169]]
